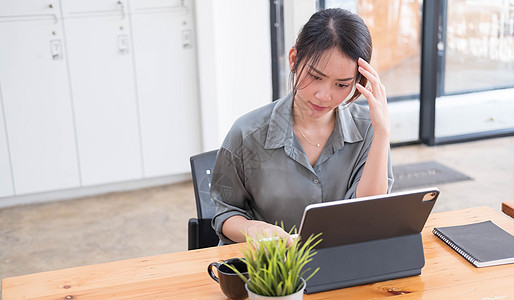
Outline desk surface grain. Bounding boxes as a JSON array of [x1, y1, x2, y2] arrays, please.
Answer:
[[3, 206, 514, 299]]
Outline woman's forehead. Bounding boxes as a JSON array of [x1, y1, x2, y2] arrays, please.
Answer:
[[310, 48, 357, 78]]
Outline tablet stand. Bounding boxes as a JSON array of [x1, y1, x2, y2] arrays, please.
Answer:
[[305, 233, 424, 294]]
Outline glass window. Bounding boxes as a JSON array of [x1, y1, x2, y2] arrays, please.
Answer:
[[444, 0, 514, 94], [436, 0, 514, 138], [325, 0, 423, 143]]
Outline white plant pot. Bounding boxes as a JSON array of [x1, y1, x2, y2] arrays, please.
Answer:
[[245, 278, 306, 300]]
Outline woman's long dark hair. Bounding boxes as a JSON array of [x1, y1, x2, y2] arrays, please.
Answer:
[[290, 8, 372, 103]]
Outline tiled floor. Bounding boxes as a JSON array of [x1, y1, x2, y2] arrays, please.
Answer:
[[1, 136, 513, 296], [390, 136, 514, 213]]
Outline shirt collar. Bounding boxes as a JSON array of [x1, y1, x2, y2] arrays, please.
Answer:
[[331, 105, 364, 149], [264, 94, 294, 149], [264, 93, 364, 150]]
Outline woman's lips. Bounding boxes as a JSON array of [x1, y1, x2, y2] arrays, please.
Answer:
[[310, 103, 326, 111]]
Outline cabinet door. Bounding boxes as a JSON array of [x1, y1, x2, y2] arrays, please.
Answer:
[[0, 93, 14, 198], [128, 0, 185, 12], [0, 0, 59, 17], [0, 18, 80, 195], [131, 9, 201, 177], [61, 0, 123, 17], [63, 15, 143, 186]]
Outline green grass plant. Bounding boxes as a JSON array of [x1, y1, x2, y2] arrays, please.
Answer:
[[226, 228, 322, 297]]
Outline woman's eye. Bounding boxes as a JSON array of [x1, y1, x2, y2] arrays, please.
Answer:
[[309, 73, 321, 80], [336, 83, 349, 88]]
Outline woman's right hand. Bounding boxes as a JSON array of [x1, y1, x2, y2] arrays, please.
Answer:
[[222, 216, 294, 246]]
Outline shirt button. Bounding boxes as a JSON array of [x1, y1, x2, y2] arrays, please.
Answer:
[[313, 179, 319, 184]]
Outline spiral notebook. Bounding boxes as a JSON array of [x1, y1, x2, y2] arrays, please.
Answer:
[[433, 220, 514, 268]]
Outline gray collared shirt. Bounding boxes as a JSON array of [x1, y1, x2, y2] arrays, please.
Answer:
[[211, 93, 394, 244]]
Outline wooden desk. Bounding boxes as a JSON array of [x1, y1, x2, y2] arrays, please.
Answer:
[[3, 206, 514, 299]]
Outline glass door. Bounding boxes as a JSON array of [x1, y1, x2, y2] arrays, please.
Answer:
[[435, 0, 514, 141], [323, 0, 424, 144]]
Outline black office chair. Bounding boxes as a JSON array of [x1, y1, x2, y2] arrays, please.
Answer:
[[188, 150, 220, 250]]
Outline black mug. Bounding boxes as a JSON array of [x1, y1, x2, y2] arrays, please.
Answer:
[[208, 258, 249, 299]]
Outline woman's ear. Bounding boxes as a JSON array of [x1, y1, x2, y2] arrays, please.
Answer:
[[288, 48, 297, 71]]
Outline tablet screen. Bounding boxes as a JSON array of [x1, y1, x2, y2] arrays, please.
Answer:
[[297, 187, 439, 248]]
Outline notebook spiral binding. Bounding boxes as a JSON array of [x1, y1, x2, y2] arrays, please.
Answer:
[[432, 228, 480, 264]]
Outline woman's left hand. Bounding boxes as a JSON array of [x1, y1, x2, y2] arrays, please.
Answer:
[[355, 58, 390, 138]]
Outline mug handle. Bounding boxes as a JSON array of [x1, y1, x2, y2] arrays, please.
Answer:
[[207, 262, 220, 283]]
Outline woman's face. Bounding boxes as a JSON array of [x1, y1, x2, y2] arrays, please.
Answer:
[[290, 48, 358, 120]]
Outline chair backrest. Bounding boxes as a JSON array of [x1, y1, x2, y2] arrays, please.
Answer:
[[190, 149, 218, 219], [188, 150, 219, 250]]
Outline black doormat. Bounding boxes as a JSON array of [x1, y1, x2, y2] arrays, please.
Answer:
[[391, 161, 472, 192]]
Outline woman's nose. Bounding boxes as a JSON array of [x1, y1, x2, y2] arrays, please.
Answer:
[[315, 85, 332, 102]]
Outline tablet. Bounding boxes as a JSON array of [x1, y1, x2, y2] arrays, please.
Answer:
[[298, 187, 440, 249], [297, 187, 440, 293]]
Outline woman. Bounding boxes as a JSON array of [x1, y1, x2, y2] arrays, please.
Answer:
[[210, 8, 393, 245]]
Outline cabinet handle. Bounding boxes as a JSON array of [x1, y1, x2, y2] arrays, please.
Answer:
[[48, 3, 58, 24], [50, 39, 63, 60], [117, 1, 126, 19], [117, 35, 129, 54]]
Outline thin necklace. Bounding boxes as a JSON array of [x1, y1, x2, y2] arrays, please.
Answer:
[[294, 124, 331, 147]]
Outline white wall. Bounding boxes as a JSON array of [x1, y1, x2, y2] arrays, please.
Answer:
[[195, 0, 273, 151]]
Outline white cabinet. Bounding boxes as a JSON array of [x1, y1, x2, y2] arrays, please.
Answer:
[[0, 0, 202, 201], [0, 16, 81, 195], [129, 0, 185, 12], [130, 1, 201, 177], [0, 0, 59, 17], [60, 0, 124, 17], [63, 13, 143, 186], [0, 97, 14, 198]]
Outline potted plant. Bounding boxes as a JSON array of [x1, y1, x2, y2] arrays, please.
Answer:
[[227, 229, 322, 299]]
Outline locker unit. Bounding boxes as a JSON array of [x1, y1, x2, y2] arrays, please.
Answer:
[[0, 0, 201, 200], [62, 7, 143, 186], [0, 88, 14, 198], [0, 13, 81, 195], [130, 0, 201, 177]]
